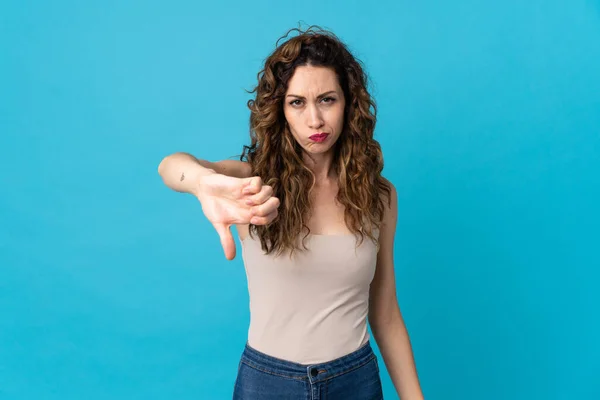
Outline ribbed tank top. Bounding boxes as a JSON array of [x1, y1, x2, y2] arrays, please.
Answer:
[[240, 231, 379, 364]]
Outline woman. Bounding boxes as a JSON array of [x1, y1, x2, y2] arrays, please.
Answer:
[[158, 26, 424, 400]]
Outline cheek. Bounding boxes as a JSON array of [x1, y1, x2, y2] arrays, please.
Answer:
[[284, 110, 302, 132], [331, 108, 345, 132]]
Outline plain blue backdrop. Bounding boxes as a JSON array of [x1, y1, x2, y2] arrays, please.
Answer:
[[1, 0, 599, 399]]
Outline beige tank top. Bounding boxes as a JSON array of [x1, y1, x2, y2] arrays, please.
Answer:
[[240, 231, 379, 364]]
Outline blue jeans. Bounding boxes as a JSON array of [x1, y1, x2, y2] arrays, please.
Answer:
[[233, 341, 384, 399]]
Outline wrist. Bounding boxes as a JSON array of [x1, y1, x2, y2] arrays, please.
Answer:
[[193, 167, 217, 198]]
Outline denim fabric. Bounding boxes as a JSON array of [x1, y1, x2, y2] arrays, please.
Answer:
[[233, 341, 383, 399]]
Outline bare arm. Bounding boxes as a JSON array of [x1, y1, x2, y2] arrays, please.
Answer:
[[369, 181, 424, 399], [157, 152, 252, 195], [157, 152, 273, 260]]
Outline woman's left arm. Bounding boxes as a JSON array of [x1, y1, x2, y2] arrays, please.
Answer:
[[369, 181, 425, 400]]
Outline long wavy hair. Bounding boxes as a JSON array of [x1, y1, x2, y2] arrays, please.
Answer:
[[241, 26, 391, 256]]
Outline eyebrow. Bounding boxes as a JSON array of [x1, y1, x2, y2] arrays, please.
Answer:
[[285, 90, 338, 100]]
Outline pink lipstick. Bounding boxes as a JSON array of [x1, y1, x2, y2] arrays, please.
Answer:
[[309, 133, 329, 143]]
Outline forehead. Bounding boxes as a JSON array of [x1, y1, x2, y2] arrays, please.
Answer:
[[286, 65, 341, 94]]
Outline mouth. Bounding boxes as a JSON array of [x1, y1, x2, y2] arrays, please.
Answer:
[[309, 133, 329, 143]]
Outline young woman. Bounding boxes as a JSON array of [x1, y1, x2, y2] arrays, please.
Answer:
[[158, 26, 424, 400]]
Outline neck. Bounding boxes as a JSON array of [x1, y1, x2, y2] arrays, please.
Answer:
[[303, 151, 336, 184]]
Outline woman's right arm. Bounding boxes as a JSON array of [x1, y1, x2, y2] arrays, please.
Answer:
[[157, 152, 252, 196], [157, 152, 274, 260]]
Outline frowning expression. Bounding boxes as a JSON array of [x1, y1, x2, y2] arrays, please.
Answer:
[[283, 65, 346, 156]]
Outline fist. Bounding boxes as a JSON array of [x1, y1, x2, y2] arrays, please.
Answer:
[[196, 173, 280, 260]]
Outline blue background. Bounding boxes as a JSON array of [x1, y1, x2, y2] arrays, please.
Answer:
[[1, 0, 599, 399]]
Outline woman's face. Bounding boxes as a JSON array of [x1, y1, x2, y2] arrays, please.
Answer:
[[283, 65, 346, 157]]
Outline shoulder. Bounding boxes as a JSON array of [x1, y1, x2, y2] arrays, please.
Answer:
[[380, 177, 397, 213], [377, 177, 397, 244]]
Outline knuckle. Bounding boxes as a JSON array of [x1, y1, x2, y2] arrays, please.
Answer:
[[256, 205, 268, 216]]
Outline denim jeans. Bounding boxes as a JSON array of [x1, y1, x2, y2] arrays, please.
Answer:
[[233, 341, 384, 399]]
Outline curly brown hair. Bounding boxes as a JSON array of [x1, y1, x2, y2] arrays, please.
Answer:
[[241, 26, 391, 256]]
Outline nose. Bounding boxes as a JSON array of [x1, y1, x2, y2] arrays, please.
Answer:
[[307, 103, 324, 130]]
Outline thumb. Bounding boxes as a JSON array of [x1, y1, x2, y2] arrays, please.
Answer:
[[214, 222, 236, 260]]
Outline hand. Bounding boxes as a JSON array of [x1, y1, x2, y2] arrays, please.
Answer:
[[196, 173, 279, 260]]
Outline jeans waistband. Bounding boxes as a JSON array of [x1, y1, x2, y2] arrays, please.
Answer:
[[240, 341, 375, 383]]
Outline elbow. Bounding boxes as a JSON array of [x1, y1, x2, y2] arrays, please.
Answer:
[[369, 307, 404, 333]]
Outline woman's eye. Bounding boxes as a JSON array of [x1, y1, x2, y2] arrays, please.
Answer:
[[290, 99, 303, 106], [321, 97, 335, 104]]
